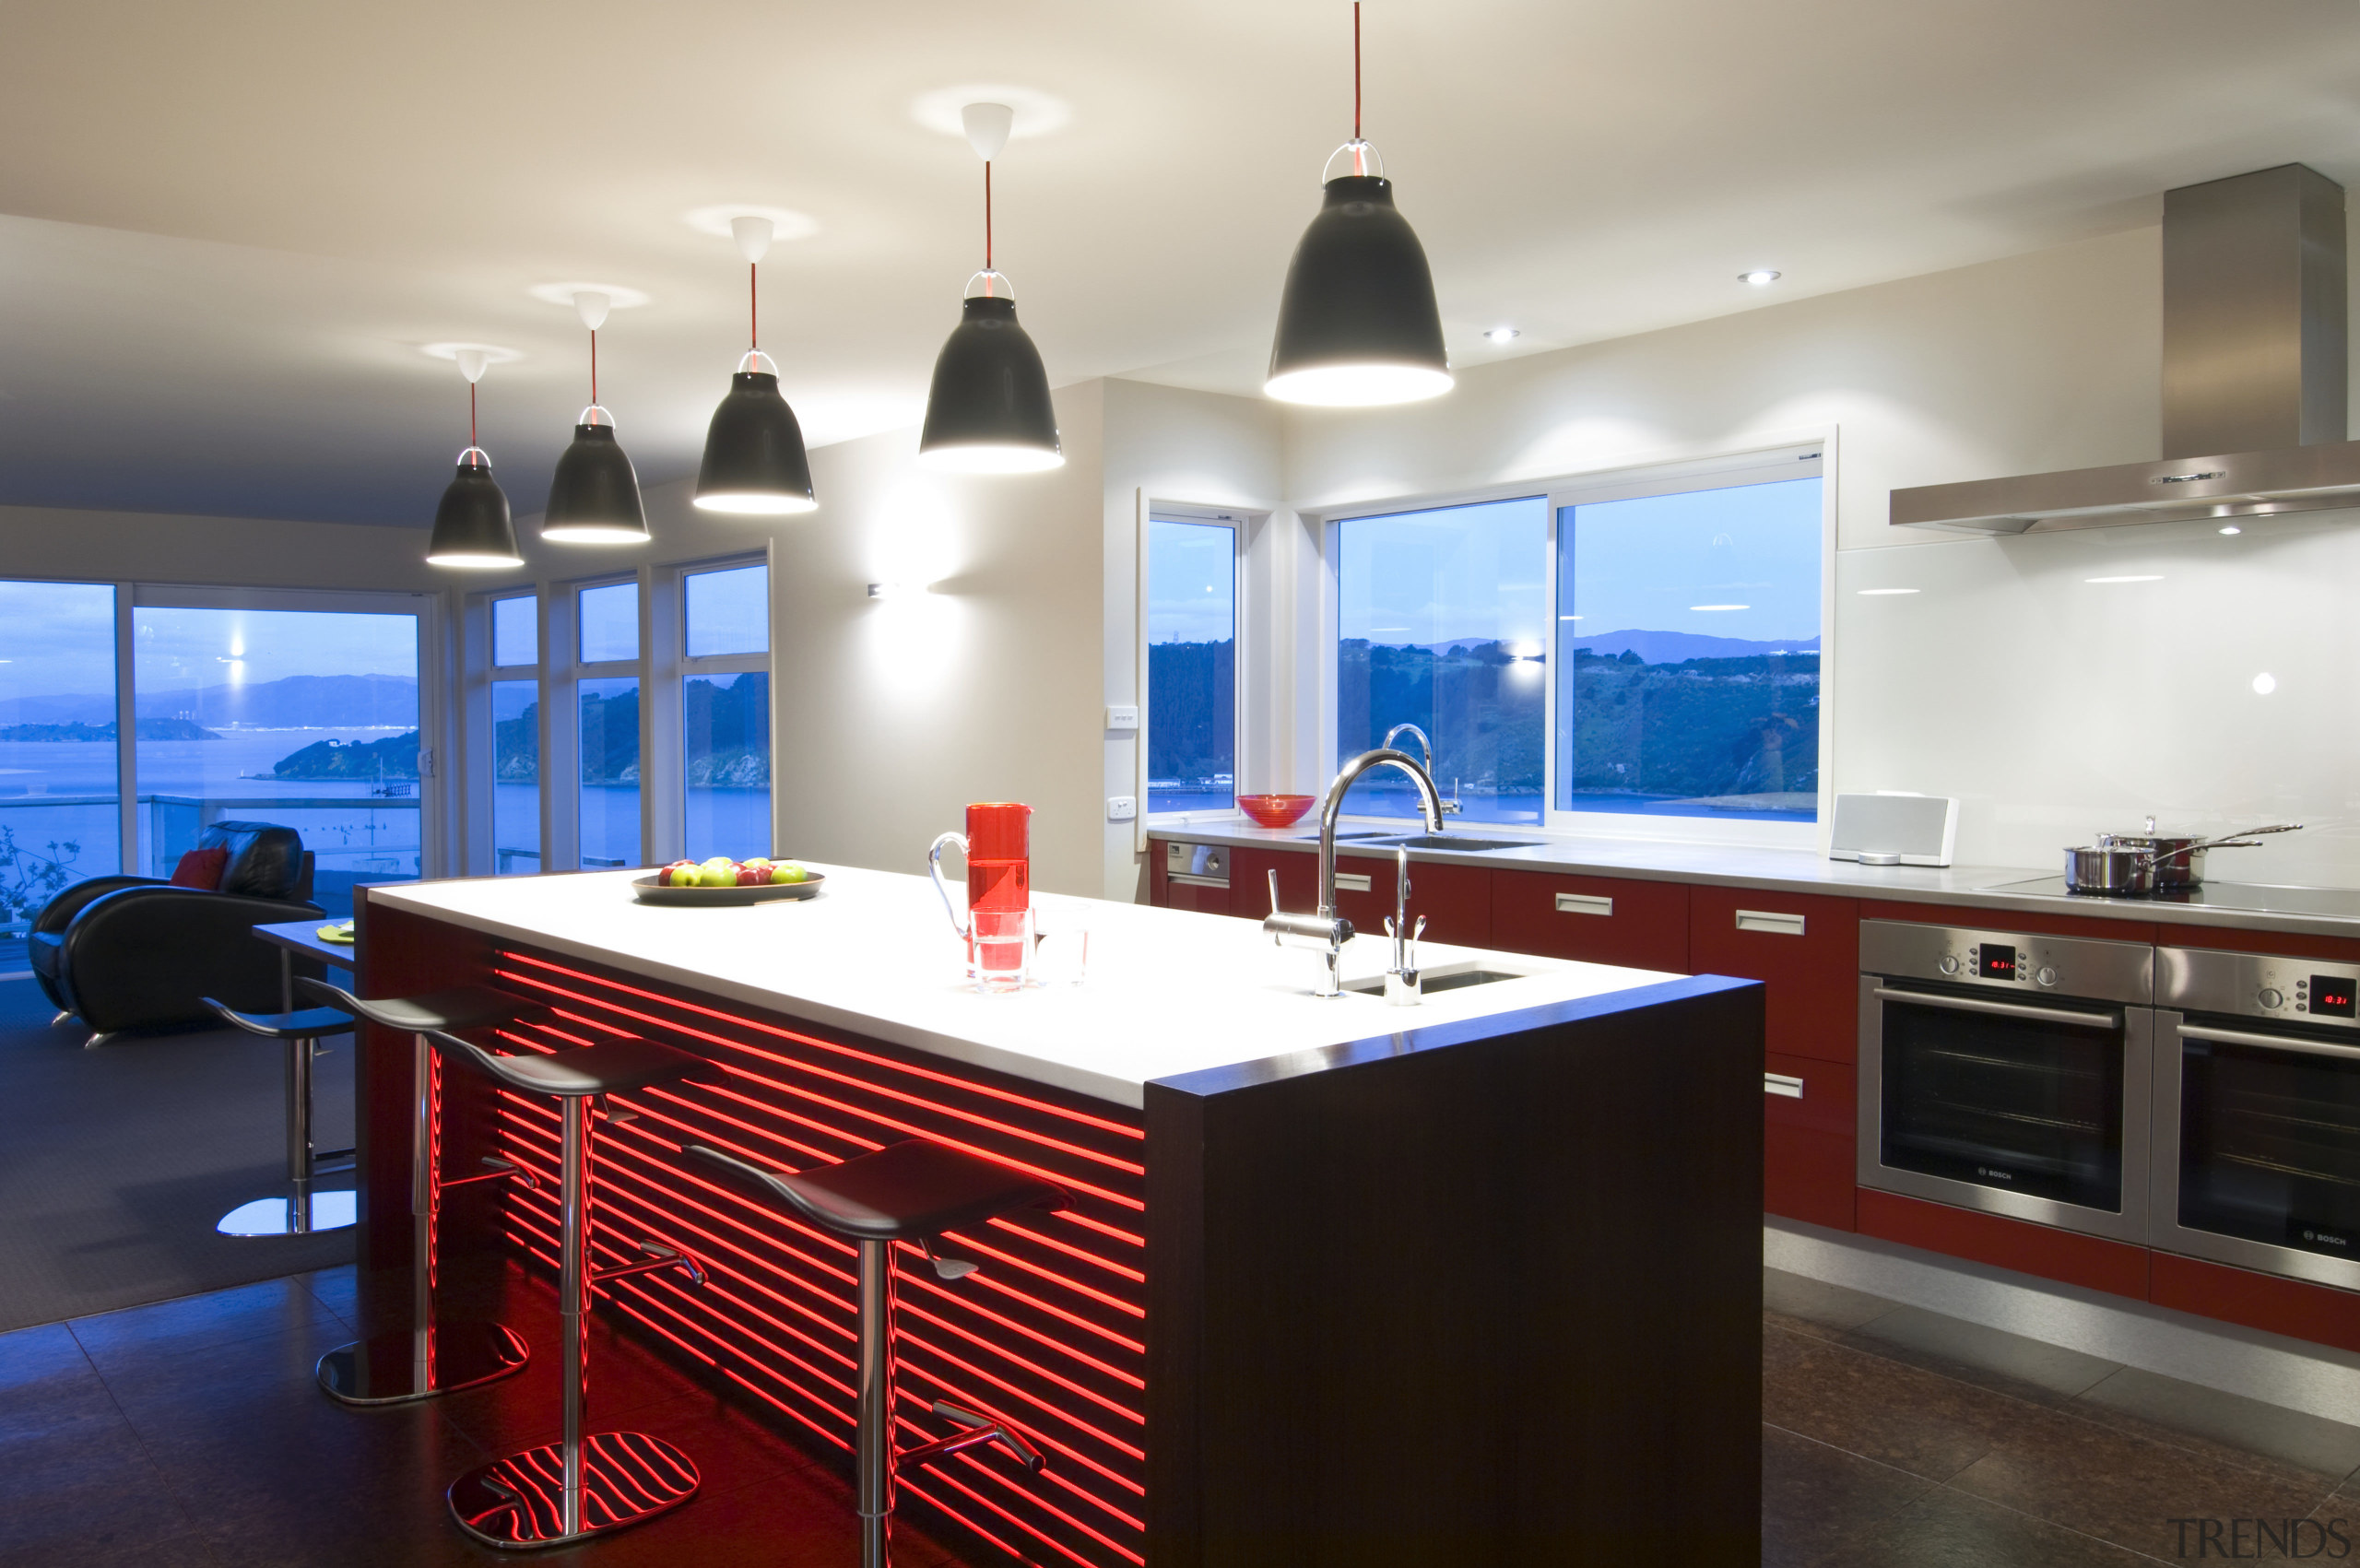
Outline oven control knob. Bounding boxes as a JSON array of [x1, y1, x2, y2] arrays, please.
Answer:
[[2260, 987, 2284, 1009], [1939, 955, 1959, 974], [2036, 967, 2059, 987]]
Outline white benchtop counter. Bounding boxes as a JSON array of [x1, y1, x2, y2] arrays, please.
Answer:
[[1150, 821, 2360, 940], [368, 867, 1693, 1110]]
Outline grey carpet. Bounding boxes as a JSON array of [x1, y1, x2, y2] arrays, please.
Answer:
[[0, 973, 355, 1332]]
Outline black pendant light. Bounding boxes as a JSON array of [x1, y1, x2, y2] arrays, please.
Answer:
[[541, 289, 651, 546], [694, 216, 818, 514], [425, 349, 525, 569], [918, 101, 1064, 474], [1265, 4, 1452, 407]]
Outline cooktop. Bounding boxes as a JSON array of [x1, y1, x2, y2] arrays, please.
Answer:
[[1982, 878, 2360, 922]]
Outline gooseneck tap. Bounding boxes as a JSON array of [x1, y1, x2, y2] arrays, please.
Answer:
[[1262, 747, 1447, 996], [1378, 723, 1462, 814]]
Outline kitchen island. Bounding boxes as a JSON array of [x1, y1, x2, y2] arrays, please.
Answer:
[[351, 866, 1763, 1567]]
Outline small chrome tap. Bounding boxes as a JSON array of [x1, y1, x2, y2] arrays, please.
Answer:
[[1262, 747, 1447, 996], [1383, 846, 1425, 1007], [1380, 724, 1462, 815]]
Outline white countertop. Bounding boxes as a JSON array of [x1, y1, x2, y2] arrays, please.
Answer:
[[1151, 820, 2360, 939], [368, 867, 1691, 1109]]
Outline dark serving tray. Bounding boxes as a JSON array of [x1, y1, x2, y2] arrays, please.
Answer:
[[630, 872, 825, 907]]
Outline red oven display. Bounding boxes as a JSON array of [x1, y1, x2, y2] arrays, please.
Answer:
[[1976, 944, 2018, 980], [2312, 976, 2357, 1019]]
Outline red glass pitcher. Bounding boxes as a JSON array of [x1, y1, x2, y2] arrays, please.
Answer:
[[928, 803, 1032, 991]]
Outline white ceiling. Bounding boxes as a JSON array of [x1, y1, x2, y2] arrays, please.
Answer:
[[5, 0, 2360, 526]]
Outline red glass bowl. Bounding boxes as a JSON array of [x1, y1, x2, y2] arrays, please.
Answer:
[[1237, 794, 1316, 830]]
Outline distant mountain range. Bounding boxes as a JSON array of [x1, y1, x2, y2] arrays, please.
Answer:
[[1353, 630, 1821, 663], [0, 718, 218, 742], [3, 674, 417, 729]]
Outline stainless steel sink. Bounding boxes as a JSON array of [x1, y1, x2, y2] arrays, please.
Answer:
[[1291, 830, 1395, 842], [1363, 834, 1546, 853], [1341, 968, 1528, 996]]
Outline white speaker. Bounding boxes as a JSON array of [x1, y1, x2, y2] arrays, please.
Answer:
[[1829, 793, 1958, 867]]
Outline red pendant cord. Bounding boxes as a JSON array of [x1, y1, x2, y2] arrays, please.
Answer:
[[749, 261, 759, 350], [589, 330, 597, 407], [1353, 2, 1362, 140], [985, 160, 994, 275], [469, 381, 478, 449]]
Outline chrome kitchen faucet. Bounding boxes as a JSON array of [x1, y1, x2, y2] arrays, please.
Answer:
[[1264, 748, 1448, 996]]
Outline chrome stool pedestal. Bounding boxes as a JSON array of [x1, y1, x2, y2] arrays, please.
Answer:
[[426, 1027, 718, 1550], [204, 997, 359, 1237], [301, 982, 535, 1407], [682, 1138, 1069, 1568]]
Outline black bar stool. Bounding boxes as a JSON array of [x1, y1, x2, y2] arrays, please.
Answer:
[[429, 1024, 720, 1550], [202, 997, 359, 1237], [300, 980, 538, 1407], [681, 1139, 1070, 1568]]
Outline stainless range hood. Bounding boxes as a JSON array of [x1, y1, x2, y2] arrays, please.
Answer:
[[1893, 164, 2360, 535]]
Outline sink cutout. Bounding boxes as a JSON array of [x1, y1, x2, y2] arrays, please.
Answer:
[[1341, 968, 1528, 996], [1363, 835, 1546, 853]]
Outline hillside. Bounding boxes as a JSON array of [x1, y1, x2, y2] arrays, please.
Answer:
[[0, 717, 219, 741], [267, 730, 418, 781], [3, 674, 418, 730]]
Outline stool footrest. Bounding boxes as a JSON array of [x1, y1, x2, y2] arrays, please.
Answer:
[[439, 1156, 537, 1192], [898, 1399, 1044, 1476], [593, 1239, 708, 1289]]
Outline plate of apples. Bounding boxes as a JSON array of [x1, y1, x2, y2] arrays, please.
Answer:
[[631, 855, 824, 906]]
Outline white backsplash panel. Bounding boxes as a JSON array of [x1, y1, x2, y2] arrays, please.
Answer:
[[1835, 509, 2360, 888]]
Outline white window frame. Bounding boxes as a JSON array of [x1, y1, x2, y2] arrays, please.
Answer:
[[1306, 432, 1837, 849], [560, 572, 646, 870], [466, 587, 545, 876], [665, 554, 773, 863], [1139, 502, 1251, 841]]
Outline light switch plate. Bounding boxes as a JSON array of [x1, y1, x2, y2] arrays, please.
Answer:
[[1103, 705, 1139, 731], [1106, 796, 1137, 821]]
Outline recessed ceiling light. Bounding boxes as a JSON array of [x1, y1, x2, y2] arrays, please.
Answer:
[[2218, 525, 2242, 535], [909, 84, 1070, 141], [1485, 326, 1519, 344], [2084, 574, 2164, 584], [1740, 269, 1782, 287], [1857, 587, 1919, 595], [2252, 672, 2278, 695], [682, 205, 818, 243], [1691, 604, 1750, 611], [525, 281, 651, 311]]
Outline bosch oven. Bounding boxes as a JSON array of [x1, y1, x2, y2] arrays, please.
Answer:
[[1859, 921, 2155, 1244], [2154, 947, 2360, 1292]]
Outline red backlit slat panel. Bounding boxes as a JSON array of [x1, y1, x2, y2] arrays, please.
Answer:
[[482, 949, 1148, 1568]]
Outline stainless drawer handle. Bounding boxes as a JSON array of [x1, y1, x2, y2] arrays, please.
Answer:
[[1334, 873, 1373, 894], [1736, 909, 1807, 937], [1168, 873, 1230, 890], [1764, 1072, 1804, 1099], [1555, 892, 1614, 917]]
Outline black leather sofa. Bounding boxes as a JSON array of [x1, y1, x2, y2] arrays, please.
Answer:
[[30, 820, 324, 1045]]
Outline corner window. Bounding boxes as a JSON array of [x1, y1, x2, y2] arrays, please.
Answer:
[[680, 562, 770, 862], [1333, 497, 1548, 824], [1146, 517, 1238, 815], [1554, 472, 1823, 822]]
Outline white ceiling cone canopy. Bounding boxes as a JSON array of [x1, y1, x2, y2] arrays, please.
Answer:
[[454, 348, 489, 384], [731, 215, 773, 265], [962, 102, 1014, 163], [573, 289, 611, 331]]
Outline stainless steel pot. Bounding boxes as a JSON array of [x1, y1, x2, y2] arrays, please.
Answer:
[[2063, 844, 2157, 896], [2094, 819, 2303, 889]]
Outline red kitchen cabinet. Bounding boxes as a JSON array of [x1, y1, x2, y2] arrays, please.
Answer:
[[1161, 878, 1233, 916], [2150, 1251, 2360, 1356], [1333, 853, 1490, 946], [1226, 846, 1317, 925], [1490, 869, 1689, 971], [1858, 1188, 2150, 1301], [1689, 887, 1860, 1065], [1763, 1053, 1855, 1231]]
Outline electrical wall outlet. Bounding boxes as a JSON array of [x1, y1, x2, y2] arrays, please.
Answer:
[[1106, 796, 1138, 821], [1103, 704, 1139, 731]]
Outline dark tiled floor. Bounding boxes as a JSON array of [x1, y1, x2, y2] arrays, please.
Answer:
[[1764, 1267, 2360, 1567], [5, 1261, 2356, 1565]]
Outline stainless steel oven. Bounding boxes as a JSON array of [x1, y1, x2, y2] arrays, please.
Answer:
[[2154, 947, 2360, 1292], [1859, 921, 2155, 1243]]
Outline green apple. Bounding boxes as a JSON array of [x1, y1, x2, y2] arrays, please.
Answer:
[[773, 862, 808, 883]]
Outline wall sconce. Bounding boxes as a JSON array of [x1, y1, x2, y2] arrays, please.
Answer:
[[867, 582, 906, 599]]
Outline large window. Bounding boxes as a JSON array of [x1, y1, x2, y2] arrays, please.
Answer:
[[1146, 518, 1237, 815], [490, 593, 539, 875], [680, 562, 770, 862], [0, 581, 121, 946], [1334, 497, 1549, 823], [1326, 448, 1826, 832], [1555, 472, 1823, 822], [576, 581, 641, 868]]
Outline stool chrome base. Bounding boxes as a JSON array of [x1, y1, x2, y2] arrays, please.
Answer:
[[217, 1189, 357, 1236], [315, 1321, 530, 1407], [448, 1431, 699, 1550]]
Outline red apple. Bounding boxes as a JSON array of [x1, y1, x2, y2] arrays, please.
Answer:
[[736, 867, 760, 886]]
